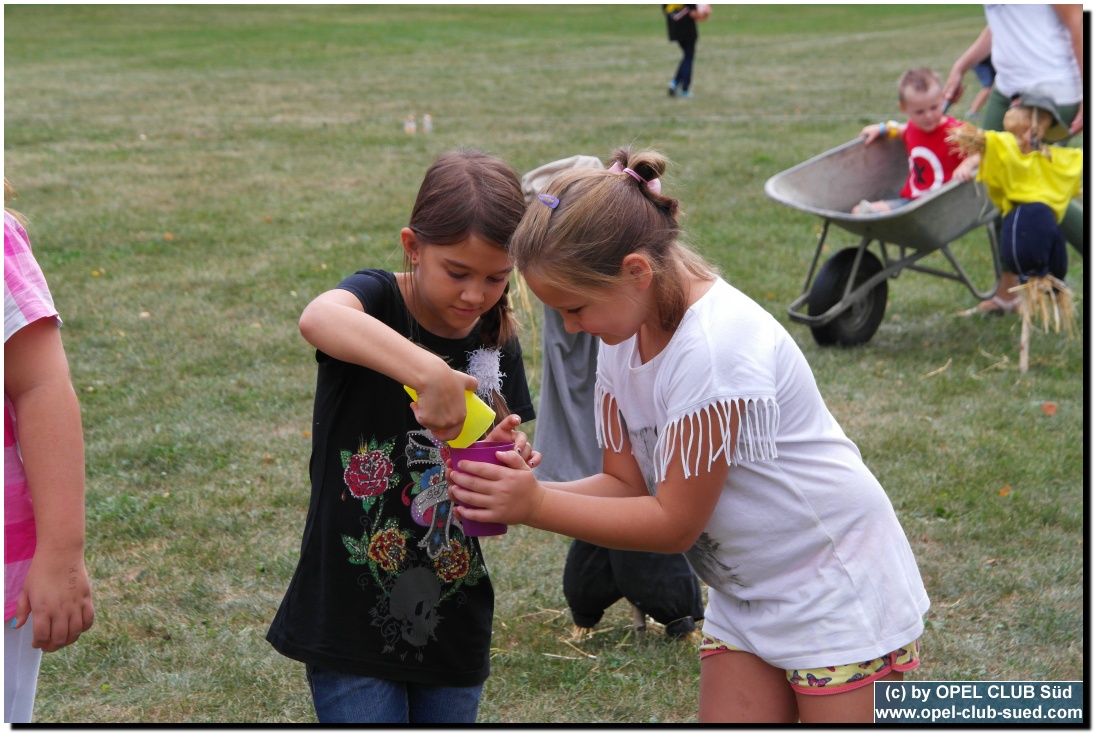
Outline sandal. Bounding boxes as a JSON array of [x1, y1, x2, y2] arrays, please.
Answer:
[[958, 294, 1020, 317]]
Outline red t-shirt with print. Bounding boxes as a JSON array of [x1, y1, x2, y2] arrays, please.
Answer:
[[901, 116, 965, 199]]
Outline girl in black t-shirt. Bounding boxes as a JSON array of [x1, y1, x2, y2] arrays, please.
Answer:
[[267, 150, 539, 723]]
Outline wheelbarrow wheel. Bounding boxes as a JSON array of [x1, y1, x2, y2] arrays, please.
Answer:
[[808, 248, 888, 347]]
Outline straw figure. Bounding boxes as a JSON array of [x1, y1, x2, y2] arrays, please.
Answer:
[[949, 90, 1083, 372]]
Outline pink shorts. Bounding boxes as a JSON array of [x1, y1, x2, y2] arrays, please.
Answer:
[[699, 636, 921, 696]]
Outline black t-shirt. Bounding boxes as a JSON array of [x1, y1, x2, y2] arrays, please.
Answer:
[[664, 4, 698, 44], [267, 269, 534, 686]]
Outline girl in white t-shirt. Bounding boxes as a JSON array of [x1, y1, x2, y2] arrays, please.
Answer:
[[448, 147, 930, 723]]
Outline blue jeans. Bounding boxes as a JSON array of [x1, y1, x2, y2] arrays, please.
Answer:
[[674, 39, 695, 91], [306, 665, 483, 723]]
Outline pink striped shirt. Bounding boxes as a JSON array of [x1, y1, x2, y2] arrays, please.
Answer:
[[5, 211, 59, 619]]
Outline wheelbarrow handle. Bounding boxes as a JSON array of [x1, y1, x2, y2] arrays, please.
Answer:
[[943, 84, 964, 116]]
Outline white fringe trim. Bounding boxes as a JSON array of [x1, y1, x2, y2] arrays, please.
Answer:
[[594, 382, 625, 453], [596, 386, 780, 482]]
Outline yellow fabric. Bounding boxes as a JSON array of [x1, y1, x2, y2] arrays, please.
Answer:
[[665, 4, 686, 12], [699, 635, 922, 693], [977, 130, 1084, 221]]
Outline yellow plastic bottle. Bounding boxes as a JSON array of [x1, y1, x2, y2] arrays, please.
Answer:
[[403, 386, 495, 448]]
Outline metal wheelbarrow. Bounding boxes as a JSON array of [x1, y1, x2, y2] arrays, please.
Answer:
[[764, 136, 1001, 346]]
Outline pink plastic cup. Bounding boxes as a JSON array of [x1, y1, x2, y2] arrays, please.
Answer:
[[448, 441, 513, 537]]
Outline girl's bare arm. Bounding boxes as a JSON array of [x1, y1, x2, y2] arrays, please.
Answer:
[[299, 288, 475, 441], [5, 318, 94, 651]]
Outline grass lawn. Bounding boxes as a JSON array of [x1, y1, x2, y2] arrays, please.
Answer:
[[4, 4, 1084, 724]]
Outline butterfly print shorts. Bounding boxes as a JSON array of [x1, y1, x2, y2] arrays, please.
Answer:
[[699, 636, 921, 696]]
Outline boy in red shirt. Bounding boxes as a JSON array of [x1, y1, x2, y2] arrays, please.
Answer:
[[854, 67, 977, 214]]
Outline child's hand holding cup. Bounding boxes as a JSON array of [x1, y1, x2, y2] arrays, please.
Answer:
[[447, 441, 514, 536]]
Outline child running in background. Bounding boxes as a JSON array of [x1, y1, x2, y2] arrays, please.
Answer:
[[663, 4, 709, 99], [853, 67, 977, 214], [966, 56, 995, 122], [449, 147, 930, 723], [5, 179, 96, 723], [266, 150, 539, 724]]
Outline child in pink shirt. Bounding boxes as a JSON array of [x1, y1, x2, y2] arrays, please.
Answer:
[[5, 180, 94, 722]]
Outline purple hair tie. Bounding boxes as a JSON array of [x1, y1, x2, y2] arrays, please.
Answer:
[[608, 161, 662, 194], [537, 193, 559, 209]]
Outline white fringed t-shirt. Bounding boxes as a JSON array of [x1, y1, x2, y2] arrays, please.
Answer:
[[595, 278, 929, 669]]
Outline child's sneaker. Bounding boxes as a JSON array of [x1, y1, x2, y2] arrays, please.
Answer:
[[678, 89, 694, 99], [667, 80, 678, 97]]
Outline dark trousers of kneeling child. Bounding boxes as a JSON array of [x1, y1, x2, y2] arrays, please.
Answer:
[[563, 539, 704, 639]]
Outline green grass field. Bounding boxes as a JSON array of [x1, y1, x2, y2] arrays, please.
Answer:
[[4, 4, 1084, 724]]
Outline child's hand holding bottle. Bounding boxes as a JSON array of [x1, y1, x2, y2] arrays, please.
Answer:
[[407, 365, 479, 444]]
